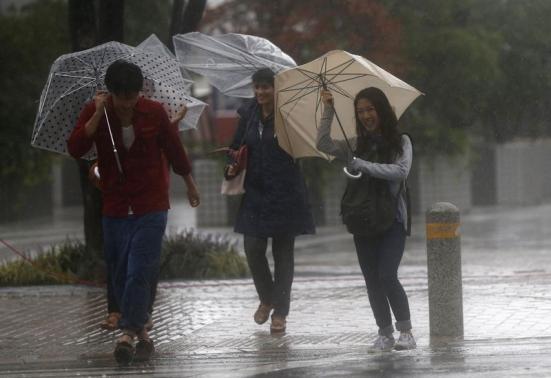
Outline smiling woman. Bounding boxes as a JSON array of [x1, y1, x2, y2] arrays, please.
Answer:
[[316, 86, 416, 352], [225, 67, 315, 335]]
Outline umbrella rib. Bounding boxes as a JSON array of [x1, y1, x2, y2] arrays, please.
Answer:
[[320, 58, 355, 153], [278, 75, 322, 93], [325, 82, 355, 100], [54, 73, 96, 80], [279, 84, 323, 108], [180, 41, 264, 73], [34, 78, 96, 138], [71, 56, 94, 69], [37, 73, 54, 116]]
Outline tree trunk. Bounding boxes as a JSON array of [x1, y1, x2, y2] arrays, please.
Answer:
[[68, 0, 125, 280], [68, 0, 105, 279], [97, 0, 124, 43], [168, 0, 206, 51]]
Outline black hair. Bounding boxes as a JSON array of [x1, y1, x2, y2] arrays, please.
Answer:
[[251, 67, 275, 86], [104, 60, 143, 95], [354, 87, 402, 160]]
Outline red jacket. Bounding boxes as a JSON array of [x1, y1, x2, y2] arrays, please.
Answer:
[[67, 97, 192, 217]]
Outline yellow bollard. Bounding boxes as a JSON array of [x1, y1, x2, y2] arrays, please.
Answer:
[[426, 202, 464, 340]]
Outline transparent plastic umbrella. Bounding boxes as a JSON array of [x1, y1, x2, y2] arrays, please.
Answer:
[[137, 33, 194, 92], [173, 32, 296, 98], [31, 41, 206, 160], [274, 50, 422, 177]]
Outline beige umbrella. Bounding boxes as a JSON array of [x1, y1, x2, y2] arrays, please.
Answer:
[[274, 50, 422, 161]]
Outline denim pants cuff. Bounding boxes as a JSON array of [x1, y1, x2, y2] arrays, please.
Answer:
[[395, 320, 412, 332], [378, 325, 395, 336]]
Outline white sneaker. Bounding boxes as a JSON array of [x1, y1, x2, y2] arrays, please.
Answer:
[[367, 335, 395, 353], [394, 331, 417, 350]]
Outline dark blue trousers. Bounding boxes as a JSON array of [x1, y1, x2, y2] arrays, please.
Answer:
[[244, 234, 295, 317], [102, 211, 167, 332], [353, 221, 412, 336]]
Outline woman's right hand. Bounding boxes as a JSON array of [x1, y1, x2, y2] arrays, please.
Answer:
[[226, 164, 238, 177], [94, 90, 109, 114], [320, 89, 334, 106]]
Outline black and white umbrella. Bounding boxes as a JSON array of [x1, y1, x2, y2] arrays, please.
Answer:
[[31, 41, 206, 159]]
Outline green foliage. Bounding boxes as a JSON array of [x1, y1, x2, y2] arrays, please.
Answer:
[[0, 239, 86, 286], [0, 1, 70, 221], [160, 229, 249, 279], [0, 230, 249, 286], [382, 0, 551, 153]]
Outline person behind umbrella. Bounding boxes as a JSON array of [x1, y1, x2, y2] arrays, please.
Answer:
[[97, 106, 189, 333], [67, 60, 200, 364], [316, 87, 416, 352], [225, 68, 315, 334]]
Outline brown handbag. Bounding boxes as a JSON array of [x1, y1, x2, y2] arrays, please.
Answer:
[[224, 144, 248, 180], [88, 161, 103, 190]]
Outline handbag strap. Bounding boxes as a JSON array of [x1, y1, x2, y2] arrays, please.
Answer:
[[237, 102, 259, 148]]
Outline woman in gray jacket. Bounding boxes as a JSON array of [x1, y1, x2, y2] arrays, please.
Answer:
[[317, 87, 416, 352]]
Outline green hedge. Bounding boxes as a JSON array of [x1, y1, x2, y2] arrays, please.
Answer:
[[160, 229, 249, 279], [0, 230, 249, 286], [0, 240, 84, 286]]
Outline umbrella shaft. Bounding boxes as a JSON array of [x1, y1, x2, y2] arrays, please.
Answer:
[[331, 104, 354, 154], [104, 108, 125, 176]]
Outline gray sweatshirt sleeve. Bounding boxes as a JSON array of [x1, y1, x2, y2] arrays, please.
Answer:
[[352, 134, 412, 182], [315, 106, 354, 162]]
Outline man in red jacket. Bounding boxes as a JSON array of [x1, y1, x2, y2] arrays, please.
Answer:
[[68, 60, 200, 364]]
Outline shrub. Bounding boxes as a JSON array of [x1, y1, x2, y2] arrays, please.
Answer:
[[0, 230, 249, 286], [159, 229, 249, 279], [0, 239, 85, 286]]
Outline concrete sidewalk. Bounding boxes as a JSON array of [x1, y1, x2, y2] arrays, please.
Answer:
[[2, 203, 551, 376], [1, 269, 551, 377]]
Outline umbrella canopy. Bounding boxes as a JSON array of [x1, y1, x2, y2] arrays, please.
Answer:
[[31, 41, 206, 159], [173, 32, 296, 98], [137, 33, 194, 92], [274, 50, 422, 160]]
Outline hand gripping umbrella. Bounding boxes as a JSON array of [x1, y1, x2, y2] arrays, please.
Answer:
[[274, 50, 422, 178], [173, 32, 296, 98], [31, 41, 207, 162]]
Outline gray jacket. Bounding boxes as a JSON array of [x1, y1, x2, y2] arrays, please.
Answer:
[[315, 106, 412, 231]]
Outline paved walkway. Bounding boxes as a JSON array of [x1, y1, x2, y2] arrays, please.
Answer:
[[1, 202, 551, 376]]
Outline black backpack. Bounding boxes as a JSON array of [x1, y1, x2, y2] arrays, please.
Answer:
[[340, 134, 412, 237]]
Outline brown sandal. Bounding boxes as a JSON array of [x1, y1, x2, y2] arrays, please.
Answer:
[[114, 332, 135, 366], [100, 312, 121, 331], [134, 338, 155, 362]]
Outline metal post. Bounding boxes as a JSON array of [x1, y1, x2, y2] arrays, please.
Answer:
[[426, 202, 464, 339]]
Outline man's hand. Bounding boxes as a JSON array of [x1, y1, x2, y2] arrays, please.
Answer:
[[94, 90, 109, 114], [183, 174, 200, 207], [171, 104, 188, 124], [187, 186, 200, 207], [85, 90, 109, 137]]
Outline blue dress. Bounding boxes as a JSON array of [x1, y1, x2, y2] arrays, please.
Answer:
[[230, 100, 315, 238]]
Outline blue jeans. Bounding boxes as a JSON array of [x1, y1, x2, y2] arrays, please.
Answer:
[[102, 211, 167, 332], [353, 221, 412, 336]]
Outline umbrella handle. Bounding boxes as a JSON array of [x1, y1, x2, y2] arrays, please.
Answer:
[[343, 167, 362, 179]]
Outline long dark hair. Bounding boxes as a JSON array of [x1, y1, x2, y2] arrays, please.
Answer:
[[354, 87, 402, 161]]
